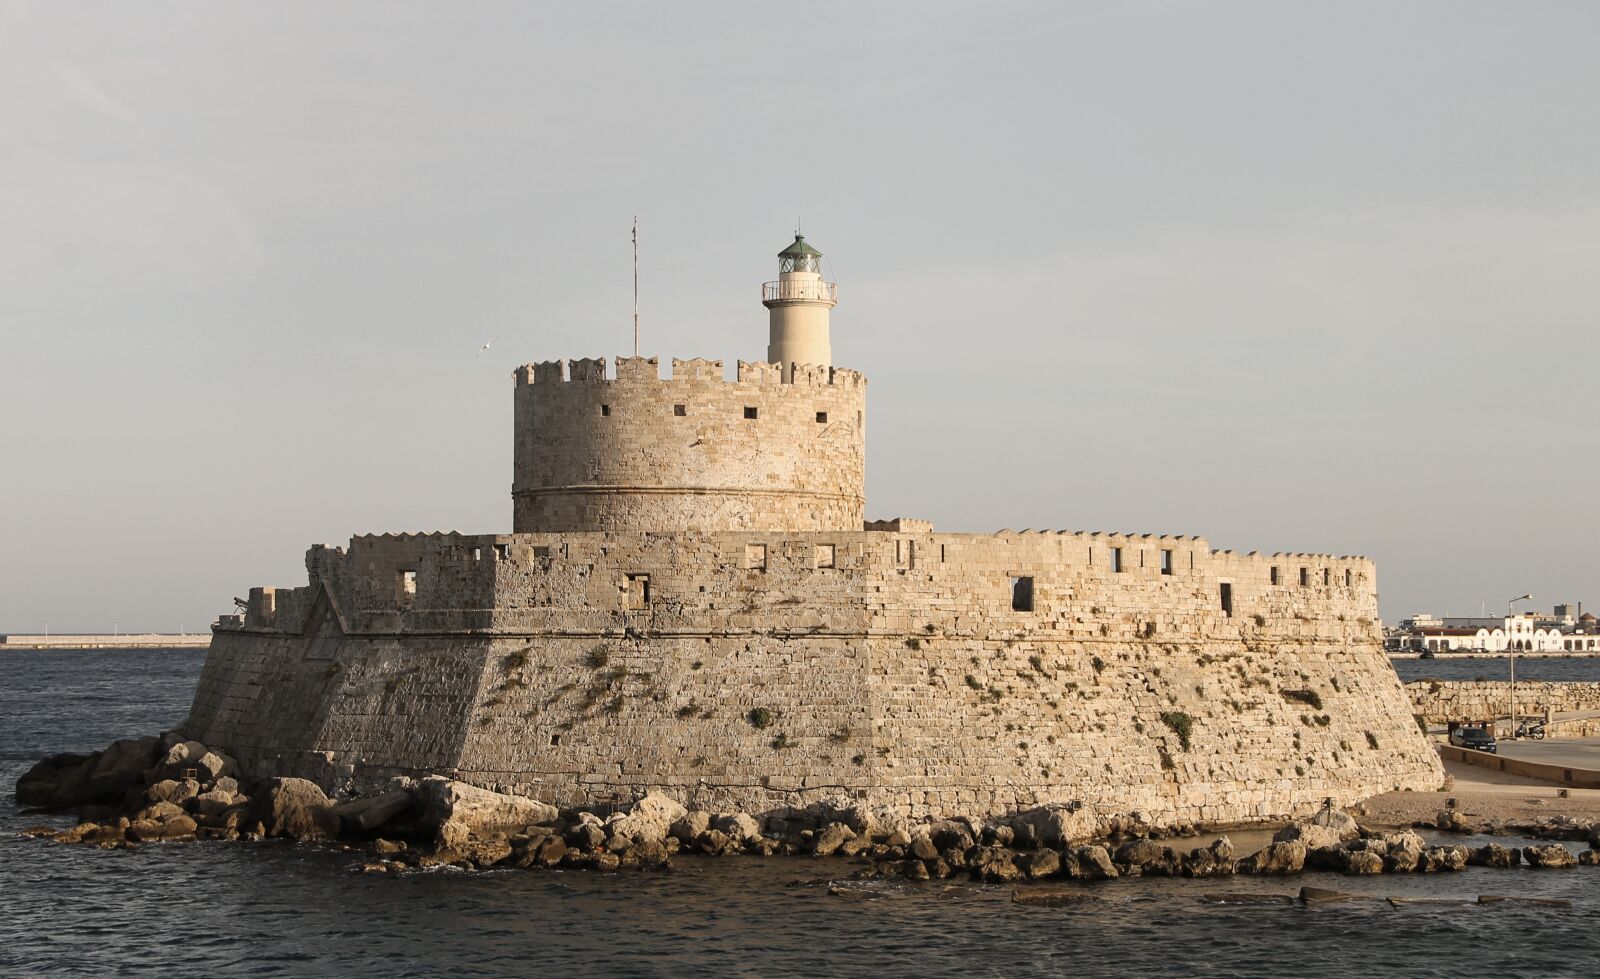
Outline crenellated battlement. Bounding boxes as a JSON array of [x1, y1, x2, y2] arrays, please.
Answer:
[[513, 356, 866, 390]]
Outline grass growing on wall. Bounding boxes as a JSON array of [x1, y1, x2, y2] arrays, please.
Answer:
[[1159, 711, 1194, 751]]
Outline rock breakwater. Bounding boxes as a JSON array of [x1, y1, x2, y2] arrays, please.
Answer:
[[16, 735, 1597, 885]]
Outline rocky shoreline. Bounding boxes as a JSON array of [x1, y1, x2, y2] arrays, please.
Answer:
[[16, 733, 1600, 882]]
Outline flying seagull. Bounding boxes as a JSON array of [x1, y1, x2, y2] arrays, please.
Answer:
[[478, 336, 496, 354]]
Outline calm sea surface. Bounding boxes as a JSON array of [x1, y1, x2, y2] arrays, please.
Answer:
[[1391, 655, 1600, 683], [2, 649, 1596, 978]]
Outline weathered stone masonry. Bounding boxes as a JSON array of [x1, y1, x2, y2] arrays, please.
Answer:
[[188, 526, 1441, 828], [513, 357, 865, 534], [185, 233, 1442, 832]]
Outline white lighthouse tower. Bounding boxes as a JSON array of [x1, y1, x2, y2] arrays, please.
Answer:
[[762, 234, 837, 381]]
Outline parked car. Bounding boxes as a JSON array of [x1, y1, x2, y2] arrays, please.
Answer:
[[1449, 727, 1498, 753]]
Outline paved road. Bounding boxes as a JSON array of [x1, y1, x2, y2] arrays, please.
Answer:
[[1494, 736, 1600, 771]]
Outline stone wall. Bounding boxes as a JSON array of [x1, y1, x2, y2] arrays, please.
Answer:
[[511, 357, 866, 534], [185, 528, 1442, 829], [1406, 680, 1600, 724]]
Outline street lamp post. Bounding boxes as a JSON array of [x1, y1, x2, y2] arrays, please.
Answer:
[[1508, 594, 1532, 738]]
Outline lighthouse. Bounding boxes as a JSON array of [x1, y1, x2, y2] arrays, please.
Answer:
[[762, 234, 838, 381]]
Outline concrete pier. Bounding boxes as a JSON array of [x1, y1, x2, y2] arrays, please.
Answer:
[[0, 634, 210, 650]]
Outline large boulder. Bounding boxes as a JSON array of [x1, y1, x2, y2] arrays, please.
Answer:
[[811, 822, 856, 857], [1272, 821, 1346, 851], [1010, 804, 1098, 849], [415, 777, 558, 848], [712, 812, 763, 845], [147, 779, 201, 806], [1468, 843, 1521, 868], [670, 811, 712, 843], [85, 737, 161, 800], [1306, 807, 1361, 841], [1522, 844, 1578, 869], [15, 753, 93, 807], [332, 790, 415, 833], [1341, 850, 1385, 875], [608, 793, 687, 847], [1237, 841, 1307, 875], [153, 740, 210, 782], [1016, 848, 1061, 880], [250, 777, 340, 841], [1068, 845, 1119, 881], [17, 738, 160, 809], [193, 751, 236, 784]]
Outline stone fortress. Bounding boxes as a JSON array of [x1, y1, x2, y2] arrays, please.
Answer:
[[187, 233, 1444, 833]]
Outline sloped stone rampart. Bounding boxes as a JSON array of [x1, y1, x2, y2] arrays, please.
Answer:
[[186, 529, 1442, 828]]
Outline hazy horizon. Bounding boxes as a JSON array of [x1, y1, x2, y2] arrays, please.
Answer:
[[3, 2, 1597, 632]]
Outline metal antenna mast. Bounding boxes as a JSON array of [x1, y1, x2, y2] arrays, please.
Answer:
[[632, 216, 639, 357]]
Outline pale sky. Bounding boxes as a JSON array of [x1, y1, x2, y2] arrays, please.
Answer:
[[3, 1, 1597, 632]]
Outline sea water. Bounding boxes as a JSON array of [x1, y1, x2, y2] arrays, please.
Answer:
[[2, 650, 1593, 978]]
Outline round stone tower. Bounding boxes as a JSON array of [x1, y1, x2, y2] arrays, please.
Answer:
[[763, 234, 837, 382], [511, 235, 865, 534]]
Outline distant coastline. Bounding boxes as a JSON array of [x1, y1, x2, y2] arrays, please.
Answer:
[[0, 634, 210, 650], [1389, 651, 1600, 660]]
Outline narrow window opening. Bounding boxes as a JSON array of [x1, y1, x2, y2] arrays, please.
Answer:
[[814, 543, 836, 569], [471, 547, 482, 561], [399, 569, 417, 603], [743, 406, 758, 420], [1219, 582, 1233, 617], [600, 404, 611, 416], [895, 539, 914, 568], [1110, 547, 1124, 573], [857, 410, 862, 426], [1270, 566, 1279, 585], [939, 544, 946, 563], [1344, 568, 1352, 588], [549, 734, 561, 746], [1139, 550, 1145, 568], [673, 404, 687, 417], [1323, 568, 1331, 586], [1160, 549, 1173, 575], [532, 545, 552, 560], [1011, 576, 1035, 612], [816, 411, 828, 423], [1299, 567, 1309, 587], [495, 543, 510, 561], [625, 573, 650, 610]]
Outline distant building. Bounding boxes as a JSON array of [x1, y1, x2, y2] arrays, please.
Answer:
[[1387, 605, 1600, 653]]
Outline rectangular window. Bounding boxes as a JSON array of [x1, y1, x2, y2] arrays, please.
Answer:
[[895, 539, 914, 568], [815, 411, 828, 423], [1110, 547, 1123, 573], [495, 543, 510, 561], [743, 406, 758, 420], [532, 546, 552, 560], [939, 544, 946, 563], [814, 543, 836, 569], [399, 569, 417, 603], [1344, 568, 1352, 587], [1219, 582, 1233, 617], [1299, 567, 1309, 587], [1270, 566, 1279, 585], [471, 547, 482, 561], [1160, 549, 1173, 575], [745, 543, 767, 570], [1323, 568, 1331, 586], [673, 404, 686, 416], [601, 404, 611, 416], [625, 574, 650, 610], [1011, 576, 1034, 612]]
